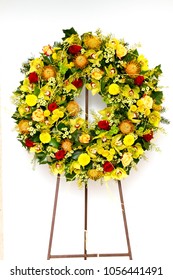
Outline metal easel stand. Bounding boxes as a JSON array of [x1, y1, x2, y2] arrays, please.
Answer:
[[47, 176, 132, 260], [47, 88, 132, 260]]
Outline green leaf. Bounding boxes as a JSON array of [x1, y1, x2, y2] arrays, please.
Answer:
[[151, 91, 163, 105], [65, 172, 76, 181], [57, 123, 67, 130], [72, 150, 83, 160], [34, 87, 40, 96], [58, 62, 68, 75], [32, 133, 40, 142], [49, 138, 59, 148], [62, 27, 77, 40], [36, 152, 47, 163]]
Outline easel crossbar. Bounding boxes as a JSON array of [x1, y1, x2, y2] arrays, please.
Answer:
[[49, 253, 130, 259]]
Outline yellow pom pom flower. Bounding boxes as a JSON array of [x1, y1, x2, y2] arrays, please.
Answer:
[[123, 134, 135, 146], [78, 153, 90, 167], [25, 94, 37, 106], [109, 83, 120, 95], [39, 132, 51, 143]]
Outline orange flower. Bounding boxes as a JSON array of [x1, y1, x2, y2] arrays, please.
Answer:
[[41, 65, 56, 80]]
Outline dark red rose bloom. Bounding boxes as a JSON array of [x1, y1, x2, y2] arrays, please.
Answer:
[[103, 161, 114, 172], [48, 102, 58, 111], [68, 44, 82, 54], [28, 72, 39, 83], [55, 150, 66, 160], [72, 78, 83, 88], [98, 120, 110, 130], [143, 131, 153, 142], [134, 75, 144, 86], [25, 138, 35, 147]]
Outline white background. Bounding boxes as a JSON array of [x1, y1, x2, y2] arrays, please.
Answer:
[[0, 0, 173, 279]]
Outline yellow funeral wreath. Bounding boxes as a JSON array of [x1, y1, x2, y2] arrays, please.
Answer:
[[12, 28, 169, 186]]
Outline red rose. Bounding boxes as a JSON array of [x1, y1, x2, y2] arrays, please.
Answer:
[[143, 131, 153, 142], [48, 102, 58, 111], [134, 75, 144, 86], [25, 138, 35, 147], [72, 78, 83, 88], [68, 44, 82, 54], [98, 120, 110, 130], [55, 150, 66, 160], [103, 161, 114, 172], [28, 72, 39, 83]]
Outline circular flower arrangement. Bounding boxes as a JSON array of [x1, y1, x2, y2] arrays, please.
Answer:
[[12, 28, 168, 186]]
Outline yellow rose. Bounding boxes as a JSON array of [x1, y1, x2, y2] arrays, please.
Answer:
[[108, 83, 120, 95], [123, 134, 135, 146], [121, 152, 133, 167], [79, 133, 91, 144], [116, 44, 127, 59], [91, 68, 104, 80], [78, 153, 90, 167], [18, 120, 30, 134], [39, 132, 51, 143], [148, 111, 161, 127], [32, 109, 44, 122], [26, 94, 37, 106]]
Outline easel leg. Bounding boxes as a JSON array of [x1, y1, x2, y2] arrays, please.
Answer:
[[84, 183, 88, 260], [118, 180, 132, 260], [47, 174, 60, 260]]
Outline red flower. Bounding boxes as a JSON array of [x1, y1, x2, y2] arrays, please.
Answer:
[[103, 161, 114, 172], [98, 120, 110, 130], [25, 138, 35, 147], [55, 150, 66, 160], [134, 75, 144, 86], [28, 72, 39, 83], [48, 102, 58, 111], [143, 131, 153, 142], [72, 78, 83, 88], [68, 44, 82, 54]]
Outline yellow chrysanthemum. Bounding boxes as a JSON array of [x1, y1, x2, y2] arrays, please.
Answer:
[[52, 109, 64, 121], [78, 153, 90, 167], [108, 83, 120, 95], [39, 132, 51, 143], [123, 134, 135, 146], [25, 94, 37, 106]]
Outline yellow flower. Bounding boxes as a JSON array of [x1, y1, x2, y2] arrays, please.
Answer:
[[106, 38, 119, 50], [108, 83, 120, 95], [148, 111, 161, 127], [123, 134, 135, 146], [137, 54, 148, 71], [38, 85, 53, 100], [39, 132, 51, 143], [87, 169, 103, 180], [111, 168, 127, 180], [50, 162, 65, 175], [111, 134, 125, 151], [18, 105, 30, 116], [122, 85, 140, 99], [137, 95, 153, 109], [91, 68, 104, 80], [69, 161, 81, 174], [44, 110, 51, 117], [42, 45, 53, 55], [18, 120, 30, 134], [25, 94, 37, 106], [116, 44, 127, 59], [86, 145, 97, 159], [105, 64, 117, 78], [128, 143, 144, 159], [79, 133, 91, 144], [70, 118, 85, 133], [121, 152, 133, 167], [20, 78, 33, 93], [30, 58, 44, 74], [32, 109, 44, 122], [78, 153, 90, 167], [85, 80, 101, 95], [52, 109, 64, 121], [30, 143, 42, 153]]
